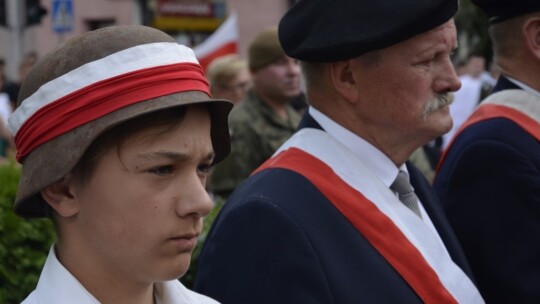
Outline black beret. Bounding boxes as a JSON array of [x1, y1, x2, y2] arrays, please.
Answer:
[[472, 0, 540, 24], [278, 0, 458, 62]]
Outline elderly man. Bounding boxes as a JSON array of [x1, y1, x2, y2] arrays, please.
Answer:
[[194, 0, 484, 303], [434, 0, 540, 302], [10, 25, 231, 303], [209, 26, 301, 198]]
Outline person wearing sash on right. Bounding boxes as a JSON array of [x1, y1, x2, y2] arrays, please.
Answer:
[[434, 1, 540, 302], [194, 0, 484, 303]]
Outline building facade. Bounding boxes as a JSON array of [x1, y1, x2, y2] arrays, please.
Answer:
[[0, 0, 291, 82]]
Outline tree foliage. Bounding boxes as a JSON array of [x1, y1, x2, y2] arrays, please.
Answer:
[[0, 160, 55, 303], [455, 0, 492, 62]]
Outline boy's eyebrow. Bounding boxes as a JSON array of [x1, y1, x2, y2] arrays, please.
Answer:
[[135, 151, 215, 162], [202, 151, 216, 162]]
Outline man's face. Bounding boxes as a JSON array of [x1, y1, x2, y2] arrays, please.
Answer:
[[214, 68, 251, 105], [70, 105, 214, 283], [251, 56, 301, 104], [351, 19, 461, 145]]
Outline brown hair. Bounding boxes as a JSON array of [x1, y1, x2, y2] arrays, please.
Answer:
[[70, 106, 188, 184]]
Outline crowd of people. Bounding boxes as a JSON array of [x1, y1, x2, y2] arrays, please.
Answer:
[[5, 0, 539, 302], [209, 26, 303, 198]]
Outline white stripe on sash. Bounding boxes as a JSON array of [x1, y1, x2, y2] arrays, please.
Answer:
[[274, 128, 484, 303], [483, 89, 540, 124], [9, 42, 198, 134]]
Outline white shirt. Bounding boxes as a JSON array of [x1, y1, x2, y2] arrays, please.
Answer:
[[443, 74, 483, 148], [0, 92, 12, 128], [22, 246, 219, 304], [309, 106, 450, 250], [506, 76, 540, 98]]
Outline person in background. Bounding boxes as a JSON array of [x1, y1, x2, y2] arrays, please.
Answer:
[[442, 54, 487, 148], [434, 0, 540, 302], [10, 25, 231, 303], [194, 0, 484, 303], [209, 26, 301, 198], [0, 58, 17, 99], [0, 68, 14, 158], [409, 140, 441, 183], [0, 117, 13, 160], [206, 54, 251, 105], [2, 53, 38, 107]]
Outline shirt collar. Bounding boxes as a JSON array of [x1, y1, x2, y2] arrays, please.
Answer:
[[32, 246, 204, 304], [506, 76, 540, 98], [34, 246, 100, 304], [308, 106, 403, 187]]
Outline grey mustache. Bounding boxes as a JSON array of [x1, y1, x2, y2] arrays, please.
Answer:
[[422, 93, 454, 118]]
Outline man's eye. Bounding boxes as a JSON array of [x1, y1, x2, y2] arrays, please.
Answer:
[[149, 166, 173, 176], [420, 57, 435, 65]]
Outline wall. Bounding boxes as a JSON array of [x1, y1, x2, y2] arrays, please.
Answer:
[[0, 0, 293, 81], [0, 0, 138, 81]]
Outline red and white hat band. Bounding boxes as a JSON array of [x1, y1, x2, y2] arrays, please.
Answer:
[[8, 42, 210, 162]]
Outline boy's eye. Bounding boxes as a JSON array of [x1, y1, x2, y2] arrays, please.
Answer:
[[149, 166, 173, 176], [197, 164, 212, 174]]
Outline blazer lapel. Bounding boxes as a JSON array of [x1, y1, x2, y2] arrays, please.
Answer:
[[297, 111, 323, 131], [407, 162, 476, 282]]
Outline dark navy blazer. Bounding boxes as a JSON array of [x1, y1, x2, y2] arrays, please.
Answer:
[[434, 76, 540, 303], [195, 113, 475, 303]]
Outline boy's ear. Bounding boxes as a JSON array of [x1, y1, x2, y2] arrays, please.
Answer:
[[40, 174, 80, 218]]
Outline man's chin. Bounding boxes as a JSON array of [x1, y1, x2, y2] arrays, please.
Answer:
[[425, 110, 453, 133], [422, 105, 449, 121]]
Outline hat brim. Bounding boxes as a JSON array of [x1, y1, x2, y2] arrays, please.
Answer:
[[14, 91, 232, 218]]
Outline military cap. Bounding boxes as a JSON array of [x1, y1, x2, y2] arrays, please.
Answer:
[[248, 26, 285, 71], [8, 25, 232, 218], [278, 0, 458, 62], [472, 0, 540, 24]]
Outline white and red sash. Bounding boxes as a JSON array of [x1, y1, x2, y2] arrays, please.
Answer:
[[254, 129, 484, 303], [439, 89, 540, 168]]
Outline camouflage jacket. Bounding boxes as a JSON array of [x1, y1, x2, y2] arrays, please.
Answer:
[[210, 90, 300, 197]]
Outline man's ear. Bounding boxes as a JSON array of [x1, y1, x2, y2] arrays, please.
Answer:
[[40, 174, 80, 218], [523, 16, 540, 60], [329, 60, 360, 103]]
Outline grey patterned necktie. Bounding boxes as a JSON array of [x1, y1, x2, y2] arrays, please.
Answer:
[[390, 170, 422, 218]]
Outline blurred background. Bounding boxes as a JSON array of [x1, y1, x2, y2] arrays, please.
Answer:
[[0, 0, 490, 83]]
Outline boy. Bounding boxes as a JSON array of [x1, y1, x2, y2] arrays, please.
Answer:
[[8, 25, 231, 303]]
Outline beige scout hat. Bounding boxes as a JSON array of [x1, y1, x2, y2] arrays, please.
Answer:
[[8, 25, 232, 218]]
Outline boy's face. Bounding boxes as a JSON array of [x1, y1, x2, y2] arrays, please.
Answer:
[[69, 105, 214, 283]]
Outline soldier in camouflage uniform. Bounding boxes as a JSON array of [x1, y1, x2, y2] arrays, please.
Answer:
[[210, 26, 302, 198]]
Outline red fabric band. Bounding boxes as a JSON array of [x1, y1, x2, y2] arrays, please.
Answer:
[[14, 62, 209, 162], [254, 148, 457, 303], [437, 103, 540, 171]]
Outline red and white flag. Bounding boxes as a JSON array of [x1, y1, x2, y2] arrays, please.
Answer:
[[193, 12, 239, 71]]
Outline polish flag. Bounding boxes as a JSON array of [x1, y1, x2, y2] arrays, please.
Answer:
[[193, 12, 239, 71]]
